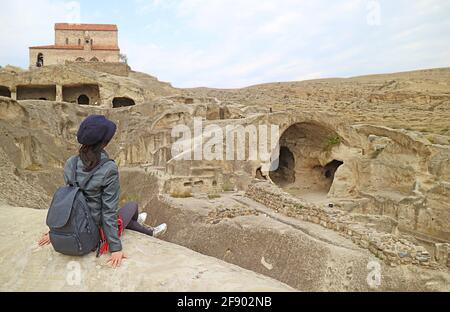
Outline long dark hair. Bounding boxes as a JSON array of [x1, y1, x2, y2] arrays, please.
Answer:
[[79, 141, 105, 172]]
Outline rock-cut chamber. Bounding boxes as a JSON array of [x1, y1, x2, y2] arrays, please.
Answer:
[[269, 122, 344, 202]]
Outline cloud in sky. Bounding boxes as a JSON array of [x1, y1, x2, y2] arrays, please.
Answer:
[[0, 0, 80, 67], [1, 0, 450, 88]]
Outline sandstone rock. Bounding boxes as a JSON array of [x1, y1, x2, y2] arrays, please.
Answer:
[[0, 204, 293, 292], [1, 64, 450, 291]]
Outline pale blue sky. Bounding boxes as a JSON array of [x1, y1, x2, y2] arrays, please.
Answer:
[[1, 0, 450, 88]]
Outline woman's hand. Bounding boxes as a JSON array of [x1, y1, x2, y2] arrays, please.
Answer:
[[38, 232, 51, 246], [107, 251, 128, 268]]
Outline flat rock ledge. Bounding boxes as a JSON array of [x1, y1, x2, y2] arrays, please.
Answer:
[[0, 204, 294, 292]]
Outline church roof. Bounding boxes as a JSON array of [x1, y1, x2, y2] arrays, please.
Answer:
[[54, 23, 118, 31]]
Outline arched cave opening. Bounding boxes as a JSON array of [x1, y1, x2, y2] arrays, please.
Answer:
[[77, 94, 90, 105], [324, 160, 344, 181], [113, 97, 135, 108], [269, 122, 344, 202], [0, 86, 11, 98]]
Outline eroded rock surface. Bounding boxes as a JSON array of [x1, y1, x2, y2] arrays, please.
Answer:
[[0, 64, 449, 291], [0, 204, 294, 292]]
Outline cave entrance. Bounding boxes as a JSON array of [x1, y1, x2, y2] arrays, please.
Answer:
[[0, 86, 11, 97], [324, 160, 343, 181], [77, 94, 90, 105], [269, 146, 295, 186], [113, 97, 135, 108], [16, 85, 56, 101], [269, 122, 344, 203], [62, 84, 100, 105]]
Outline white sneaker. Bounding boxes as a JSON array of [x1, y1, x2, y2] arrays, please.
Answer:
[[152, 223, 167, 238], [137, 212, 148, 225]]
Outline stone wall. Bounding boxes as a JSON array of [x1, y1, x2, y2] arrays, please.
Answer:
[[29, 48, 119, 68], [245, 181, 450, 269], [55, 29, 118, 47]]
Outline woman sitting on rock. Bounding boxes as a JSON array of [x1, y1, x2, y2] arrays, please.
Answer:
[[38, 115, 167, 267]]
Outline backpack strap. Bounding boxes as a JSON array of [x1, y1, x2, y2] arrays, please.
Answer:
[[69, 156, 80, 187], [70, 156, 113, 190], [79, 158, 114, 190]]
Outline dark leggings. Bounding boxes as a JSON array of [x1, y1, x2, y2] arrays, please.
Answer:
[[118, 202, 153, 236]]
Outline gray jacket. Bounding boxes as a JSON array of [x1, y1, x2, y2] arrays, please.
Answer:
[[63, 151, 122, 252]]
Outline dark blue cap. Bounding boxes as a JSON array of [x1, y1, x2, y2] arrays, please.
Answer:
[[77, 115, 117, 145]]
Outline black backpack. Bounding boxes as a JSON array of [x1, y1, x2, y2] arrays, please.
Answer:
[[46, 157, 112, 256]]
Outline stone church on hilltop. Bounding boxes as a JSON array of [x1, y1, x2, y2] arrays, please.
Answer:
[[29, 23, 121, 68]]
